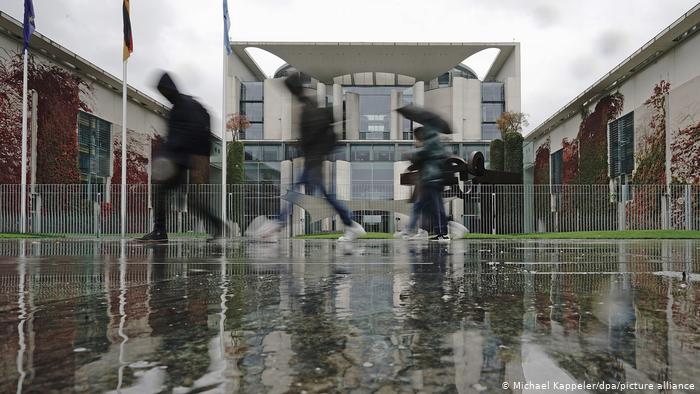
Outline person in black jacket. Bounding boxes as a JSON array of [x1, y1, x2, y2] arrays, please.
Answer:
[[258, 75, 365, 241], [137, 72, 223, 242]]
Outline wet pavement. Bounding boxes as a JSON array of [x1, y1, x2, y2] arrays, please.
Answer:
[[1, 239, 699, 393]]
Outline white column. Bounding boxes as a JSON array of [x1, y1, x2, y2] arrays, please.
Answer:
[[390, 90, 401, 140], [463, 79, 482, 140], [345, 92, 360, 140], [221, 49, 229, 234], [20, 50, 29, 233], [316, 83, 326, 108], [412, 81, 425, 107], [29, 90, 38, 196], [120, 61, 128, 237], [332, 84, 343, 137]]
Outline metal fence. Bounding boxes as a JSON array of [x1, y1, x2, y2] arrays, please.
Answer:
[[1, 183, 699, 236]]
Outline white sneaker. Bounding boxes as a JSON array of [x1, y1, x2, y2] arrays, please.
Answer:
[[430, 234, 451, 243], [337, 221, 366, 242], [407, 229, 429, 241], [257, 220, 282, 240]]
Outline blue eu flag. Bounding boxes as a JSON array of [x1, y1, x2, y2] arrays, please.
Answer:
[[23, 0, 35, 51]]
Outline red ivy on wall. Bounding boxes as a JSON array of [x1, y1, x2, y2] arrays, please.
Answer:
[[111, 134, 149, 185], [0, 54, 90, 184], [671, 121, 700, 184], [576, 93, 624, 184], [561, 138, 579, 184], [632, 80, 669, 185], [534, 138, 550, 184]]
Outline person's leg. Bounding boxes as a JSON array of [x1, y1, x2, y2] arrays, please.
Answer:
[[406, 199, 421, 232], [313, 178, 353, 226], [277, 167, 310, 226], [140, 166, 182, 240], [152, 181, 167, 232], [426, 184, 447, 236], [187, 185, 224, 236]]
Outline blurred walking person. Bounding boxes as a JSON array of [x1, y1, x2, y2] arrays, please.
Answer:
[[402, 126, 450, 242], [137, 72, 224, 242], [258, 75, 365, 241]]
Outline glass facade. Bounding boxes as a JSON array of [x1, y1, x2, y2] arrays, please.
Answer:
[[77, 111, 111, 184], [343, 86, 413, 140], [240, 82, 264, 140], [481, 82, 505, 140], [243, 144, 281, 183]]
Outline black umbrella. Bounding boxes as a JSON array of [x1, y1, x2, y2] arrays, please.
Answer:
[[396, 104, 452, 134]]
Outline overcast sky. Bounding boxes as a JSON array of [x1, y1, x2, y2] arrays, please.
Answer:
[[2, 0, 698, 134]]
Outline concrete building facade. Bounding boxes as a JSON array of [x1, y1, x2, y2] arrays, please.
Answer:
[[226, 42, 521, 234], [0, 11, 223, 190], [524, 4, 700, 188]]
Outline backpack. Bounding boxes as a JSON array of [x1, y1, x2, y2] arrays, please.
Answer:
[[301, 106, 337, 156]]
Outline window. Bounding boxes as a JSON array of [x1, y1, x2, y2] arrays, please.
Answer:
[[240, 82, 264, 140], [351, 145, 371, 161], [481, 82, 505, 102], [482, 103, 505, 123], [481, 82, 505, 141], [481, 123, 501, 140], [262, 145, 281, 161], [373, 145, 394, 161], [438, 72, 450, 87], [241, 82, 263, 101], [77, 111, 111, 179], [551, 149, 563, 185], [608, 112, 634, 178], [244, 145, 261, 161], [332, 145, 348, 161], [242, 123, 263, 140], [396, 144, 413, 161], [351, 162, 393, 200], [240, 102, 263, 122], [285, 144, 300, 160]]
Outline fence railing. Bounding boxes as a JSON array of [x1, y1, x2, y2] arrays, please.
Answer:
[[1, 183, 698, 236]]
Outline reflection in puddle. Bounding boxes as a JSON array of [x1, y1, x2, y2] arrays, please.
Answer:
[[0, 239, 698, 393]]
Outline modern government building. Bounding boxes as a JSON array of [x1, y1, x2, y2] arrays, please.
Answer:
[[225, 42, 521, 233]]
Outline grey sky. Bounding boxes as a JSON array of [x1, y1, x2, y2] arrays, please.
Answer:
[[2, 0, 698, 134]]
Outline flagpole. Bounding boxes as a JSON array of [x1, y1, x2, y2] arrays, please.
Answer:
[[121, 60, 127, 237], [20, 49, 29, 233], [221, 47, 228, 236]]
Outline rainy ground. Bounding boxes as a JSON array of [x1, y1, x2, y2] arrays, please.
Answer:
[[1, 238, 699, 393]]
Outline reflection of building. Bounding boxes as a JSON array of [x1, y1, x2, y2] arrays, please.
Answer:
[[226, 42, 521, 233]]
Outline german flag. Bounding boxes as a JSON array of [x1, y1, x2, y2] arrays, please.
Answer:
[[122, 0, 133, 60]]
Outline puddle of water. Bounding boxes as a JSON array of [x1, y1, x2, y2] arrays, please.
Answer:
[[0, 239, 698, 393]]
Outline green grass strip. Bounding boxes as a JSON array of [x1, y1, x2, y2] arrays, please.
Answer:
[[295, 230, 700, 240]]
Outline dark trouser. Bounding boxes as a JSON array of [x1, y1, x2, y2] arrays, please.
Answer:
[[153, 164, 222, 234], [278, 165, 353, 226], [417, 183, 447, 236]]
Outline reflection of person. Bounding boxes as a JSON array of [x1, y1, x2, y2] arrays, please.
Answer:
[[137, 72, 223, 242], [259, 75, 365, 242], [403, 127, 450, 242]]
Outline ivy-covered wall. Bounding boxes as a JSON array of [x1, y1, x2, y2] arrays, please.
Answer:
[[632, 80, 669, 185], [533, 138, 550, 184], [0, 54, 90, 184]]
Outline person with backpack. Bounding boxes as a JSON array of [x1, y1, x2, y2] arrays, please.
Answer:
[[258, 75, 365, 241], [136, 72, 224, 242]]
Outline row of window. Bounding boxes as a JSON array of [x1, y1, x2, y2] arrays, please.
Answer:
[[243, 143, 491, 163], [548, 111, 635, 184]]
